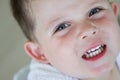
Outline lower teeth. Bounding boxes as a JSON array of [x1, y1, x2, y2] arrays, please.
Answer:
[[86, 52, 99, 58]]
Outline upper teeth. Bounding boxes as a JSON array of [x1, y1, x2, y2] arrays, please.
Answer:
[[85, 45, 105, 58]]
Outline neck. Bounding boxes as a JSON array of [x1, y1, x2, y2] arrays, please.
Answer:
[[83, 63, 120, 80]]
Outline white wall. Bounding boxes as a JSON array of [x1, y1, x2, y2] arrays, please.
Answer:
[[0, 0, 120, 80], [0, 0, 30, 80]]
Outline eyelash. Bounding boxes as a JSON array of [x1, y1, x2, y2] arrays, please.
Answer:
[[54, 22, 72, 33], [89, 7, 103, 17], [54, 7, 103, 33]]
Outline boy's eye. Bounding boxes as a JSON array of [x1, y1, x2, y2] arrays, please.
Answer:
[[54, 22, 71, 33], [89, 7, 103, 17]]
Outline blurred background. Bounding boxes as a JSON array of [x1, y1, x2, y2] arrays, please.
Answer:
[[0, 0, 120, 80], [0, 0, 31, 80]]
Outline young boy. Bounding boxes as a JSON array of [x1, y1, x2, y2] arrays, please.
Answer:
[[10, 0, 120, 80]]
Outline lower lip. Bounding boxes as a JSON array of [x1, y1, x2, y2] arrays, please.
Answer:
[[82, 45, 107, 61]]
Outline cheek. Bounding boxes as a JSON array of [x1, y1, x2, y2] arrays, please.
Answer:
[[43, 31, 77, 61], [93, 13, 120, 53], [94, 13, 115, 27], [52, 28, 76, 50], [40, 37, 72, 61], [94, 12, 120, 37]]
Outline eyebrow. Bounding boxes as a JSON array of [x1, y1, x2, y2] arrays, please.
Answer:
[[47, 0, 103, 30], [47, 16, 63, 30], [50, 17, 62, 24], [50, 0, 102, 22]]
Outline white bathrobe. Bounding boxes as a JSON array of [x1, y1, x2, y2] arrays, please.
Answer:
[[28, 54, 120, 80]]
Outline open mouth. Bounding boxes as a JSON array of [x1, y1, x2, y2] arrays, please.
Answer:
[[82, 44, 106, 61]]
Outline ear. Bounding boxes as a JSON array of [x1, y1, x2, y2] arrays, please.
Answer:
[[110, 2, 119, 16], [24, 41, 49, 64]]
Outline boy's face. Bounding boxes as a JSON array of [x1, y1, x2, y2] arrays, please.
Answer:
[[30, 0, 120, 79]]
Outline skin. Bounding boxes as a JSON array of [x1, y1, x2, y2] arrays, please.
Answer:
[[25, 0, 120, 80]]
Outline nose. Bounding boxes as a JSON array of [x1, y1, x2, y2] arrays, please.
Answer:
[[81, 28, 97, 39], [77, 22, 98, 40]]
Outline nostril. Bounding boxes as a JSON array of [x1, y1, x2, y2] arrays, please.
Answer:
[[82, 35, 87, 39], [81, 31, 96, 39], [92, 31, 96, 35]]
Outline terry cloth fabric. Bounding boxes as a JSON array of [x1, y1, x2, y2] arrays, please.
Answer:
[[28, 60, 79, 80], [116, 53, 120, 70], [28, 54, 120, 80]]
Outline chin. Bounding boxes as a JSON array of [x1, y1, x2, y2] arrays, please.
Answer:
[[83, 68, 112, 79], [92, 62, 114, 78]]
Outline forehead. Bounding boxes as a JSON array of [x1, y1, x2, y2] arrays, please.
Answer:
[[30, 0, 103, 13], [30, 0, 107, 28], [30, 0, 107, 12]]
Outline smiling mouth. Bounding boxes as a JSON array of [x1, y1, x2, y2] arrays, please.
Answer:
[[82, 44, 106, 61]]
